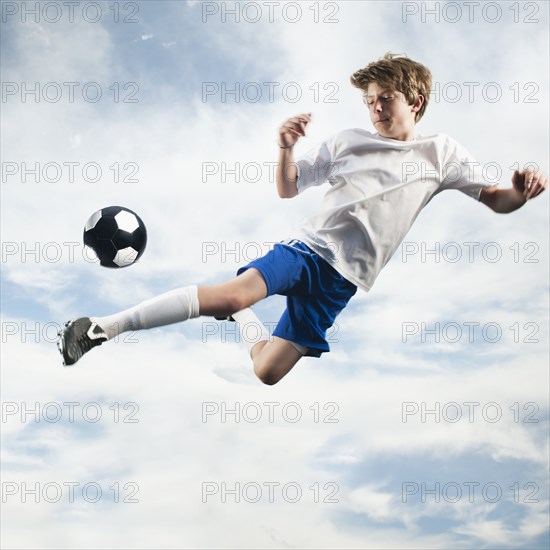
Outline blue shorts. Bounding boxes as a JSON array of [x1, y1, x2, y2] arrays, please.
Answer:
[[237, 239, 357, 357]]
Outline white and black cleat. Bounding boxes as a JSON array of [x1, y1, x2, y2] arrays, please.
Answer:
[[214, 315, 235, 322], [57, 317, 107, 367]]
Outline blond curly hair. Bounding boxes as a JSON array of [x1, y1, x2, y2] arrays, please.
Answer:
[[350, 53, 432, 122]]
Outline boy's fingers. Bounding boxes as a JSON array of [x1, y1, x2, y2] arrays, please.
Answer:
[[527, 170, 538, 197], [282, 125, 301, 136], [280, 113, 312, 141], [514, 169, 531, 197], [284, 120, 307, 136], [527, 173, 548, 199], [291, 114, 311, 125], [509, 169, 546, 200], [298, 116, 311, 134], [523, 172, 541, 199]]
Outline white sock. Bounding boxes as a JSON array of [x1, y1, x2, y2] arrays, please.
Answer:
[[231, 308, 270, 356], [92, 285, 200, 340]]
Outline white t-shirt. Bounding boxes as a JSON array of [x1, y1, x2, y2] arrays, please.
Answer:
[[293, 129, 493, 292]]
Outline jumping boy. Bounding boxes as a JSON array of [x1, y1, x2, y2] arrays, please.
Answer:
[[58, 53, 548, 384]]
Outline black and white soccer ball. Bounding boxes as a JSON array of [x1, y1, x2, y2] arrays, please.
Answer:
[[83, 206, 147, 268]]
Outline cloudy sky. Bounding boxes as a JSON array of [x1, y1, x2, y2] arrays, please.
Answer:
[[1, 1, 549, 548]]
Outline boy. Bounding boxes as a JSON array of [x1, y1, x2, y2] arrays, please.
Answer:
[[58, 53, 548, 384]]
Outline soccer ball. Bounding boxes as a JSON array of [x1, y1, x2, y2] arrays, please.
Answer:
[[83, 206, 147, 268]]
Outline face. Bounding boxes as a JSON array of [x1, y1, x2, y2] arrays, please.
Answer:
[[365, 82, 422, 141]]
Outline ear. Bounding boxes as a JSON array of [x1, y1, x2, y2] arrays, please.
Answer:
[[412, 94, 425, 112]]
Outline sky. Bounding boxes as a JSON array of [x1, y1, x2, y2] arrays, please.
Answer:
[[1, 0, 549, 548]]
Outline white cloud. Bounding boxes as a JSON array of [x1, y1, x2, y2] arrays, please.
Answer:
[[348, 484, 396, 521]]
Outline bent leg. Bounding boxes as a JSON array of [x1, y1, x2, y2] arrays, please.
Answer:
[[251, 336, 305, 385], [198, 268, 268, 317], [200, 271, 303, 384]]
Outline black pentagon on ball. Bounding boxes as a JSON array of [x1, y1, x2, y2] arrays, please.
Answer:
[[83, 206, 147, 268], [92, 216, 118, 239], [92, 239, 118, 265], [112, 229, 133, 250]]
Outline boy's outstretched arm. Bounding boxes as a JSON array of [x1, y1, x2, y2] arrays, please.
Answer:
[[480, 169, 548, 213], [276, 113, 312, 198]]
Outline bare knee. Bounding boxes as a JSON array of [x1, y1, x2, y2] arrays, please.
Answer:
[[251, 338, 302, 385], [253, 352, 293, 385], [253, 361, 283, 386]]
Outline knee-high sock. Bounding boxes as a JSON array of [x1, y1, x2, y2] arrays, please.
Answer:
[[231, 308, 269, 356], [92, 285, 200, 340]]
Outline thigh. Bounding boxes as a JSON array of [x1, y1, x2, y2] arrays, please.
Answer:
[[198, 268, 268, 316]]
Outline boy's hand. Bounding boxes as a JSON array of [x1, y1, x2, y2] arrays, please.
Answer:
[[512, 168, 548, 200], [279, 113, 312, 148]]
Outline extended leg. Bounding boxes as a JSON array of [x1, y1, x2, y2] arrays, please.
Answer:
[[91, 268, 267, 339], [58, 269, 268, 366]]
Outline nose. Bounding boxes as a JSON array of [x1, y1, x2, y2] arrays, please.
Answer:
[[368, 97, 383, 112]]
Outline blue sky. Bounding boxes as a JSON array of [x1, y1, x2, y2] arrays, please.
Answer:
[[1, 1, 549, 548]]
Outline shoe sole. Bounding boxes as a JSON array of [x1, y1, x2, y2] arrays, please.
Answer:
[[57, 320, 73, 367]]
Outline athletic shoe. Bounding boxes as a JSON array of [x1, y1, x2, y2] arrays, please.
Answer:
[[214, 315, 235, 322], [57, 317, 107, 366]]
